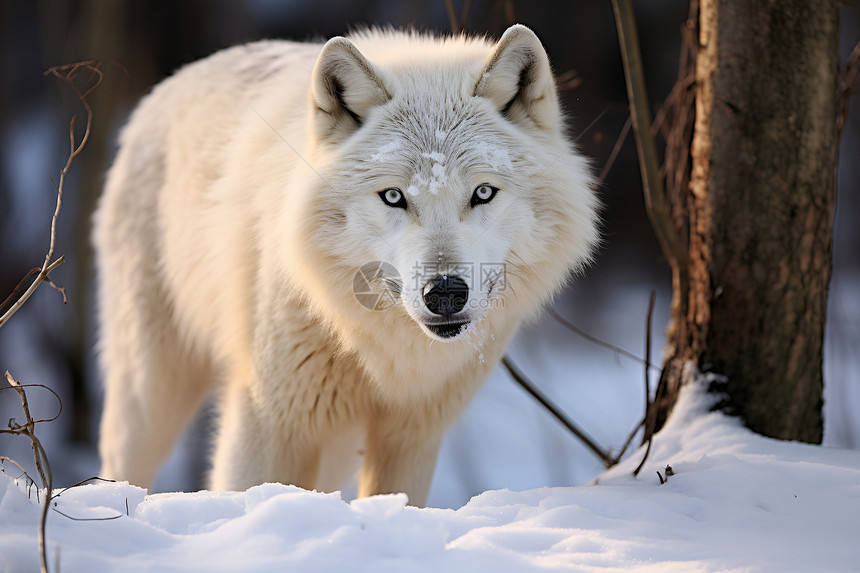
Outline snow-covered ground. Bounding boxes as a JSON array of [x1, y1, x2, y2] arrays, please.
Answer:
[[3, 378, 859, 572]]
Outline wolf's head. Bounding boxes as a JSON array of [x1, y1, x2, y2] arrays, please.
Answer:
[[299, 25, 599, 345]]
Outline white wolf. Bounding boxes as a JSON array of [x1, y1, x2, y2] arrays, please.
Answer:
[[94, 24, 598, 506]]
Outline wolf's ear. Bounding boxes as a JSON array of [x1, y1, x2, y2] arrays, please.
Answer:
[[311, 37, 390, 142], [473, 25, 559, 131]]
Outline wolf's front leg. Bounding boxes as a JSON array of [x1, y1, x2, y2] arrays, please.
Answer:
[[209, 369, 321, 491], [358, 404, 447, 507]]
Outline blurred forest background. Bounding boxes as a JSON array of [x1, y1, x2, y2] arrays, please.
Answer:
[[1, 1, 858, 508]]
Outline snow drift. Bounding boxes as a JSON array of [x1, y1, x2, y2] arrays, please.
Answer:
[[2, 381, 859, 572]]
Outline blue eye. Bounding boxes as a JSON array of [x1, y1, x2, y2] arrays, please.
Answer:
[[470, 184, 498, 207], [379, 188, 407, 209]]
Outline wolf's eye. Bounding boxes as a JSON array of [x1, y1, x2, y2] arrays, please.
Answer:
[[379, 188, 407, 210], [470, 184, 498, 207]]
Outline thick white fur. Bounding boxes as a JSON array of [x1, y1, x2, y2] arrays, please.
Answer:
[[94, 25, 599, 506]]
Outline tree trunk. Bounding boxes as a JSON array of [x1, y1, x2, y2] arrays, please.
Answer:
[[660, 0, 840, 443]]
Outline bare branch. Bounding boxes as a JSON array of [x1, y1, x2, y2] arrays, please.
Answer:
[[445, 0, 460, 34], [0, 256, 66, 330], [0, 456, 31, 479], [4, 372, 53, 573], [548, 307, 660, 372], [632, 290, 658, 477], [52, 476, 117, 496], [599, 115, 632, 182], [0, 268, 40, 314], [0, 62, 108, 330], [502, 0, 514, 25], [42, 62, 103, 272], [609, 291, 658, 466], [501, 356, 613, 468], [634, 363, 670, 478], [555, 69, 582, 92], [51, 506, 123, 522], [574, 105, 612, 144], [5, 372, 48, 488], [458, 0, 472, 31], [0, 383, 64, 425], [613, 0, 698, 437], [0, 60, 114, 573], [611, 417, 644, 466], [644, 290, 656, 433], [611, 0, 686, 270]]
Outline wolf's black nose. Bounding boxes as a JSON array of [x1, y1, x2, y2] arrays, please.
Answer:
[[423, 275, 469, 316]]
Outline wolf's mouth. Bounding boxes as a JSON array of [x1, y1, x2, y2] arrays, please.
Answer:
[[424, 319, 470, 339]]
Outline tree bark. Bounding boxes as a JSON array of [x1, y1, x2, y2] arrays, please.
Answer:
[[661, 0, 839, 443]]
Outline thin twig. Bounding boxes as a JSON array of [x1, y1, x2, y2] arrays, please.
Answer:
[[42, 62, 101, 271], [631, 290, 658, 476], [612, 0, 695, 438], [0, 268, 40, 314], [502, 0, 514, 24], [6, 372, 48, 489], [0, 62, 105, 330], [555, 69, 582, 92], [1, 379, 113, 560], [574, 105, 612, 144], [548, 307, 660, 372], [611, 417, 644, 466], [0, 456, 31, 479], [0, 383, 63, 425], [445, 0, 460, 34], [0, 256, 66, 329], [458, 0, 472, 31], [608, 290, 658, 466], [644, 290, 656, 432], [633, 425, 654, 477], [502, 356, 613, 468], [599, 115, 632, 182], [52, 476, 117, 497], [5, 372, 52, 573], [0, 60, 109, 573], [610, 0, 686, 269], [634, 363, 669, 477], [0, 456, 40, 501], [51, 507, 123, 522]]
